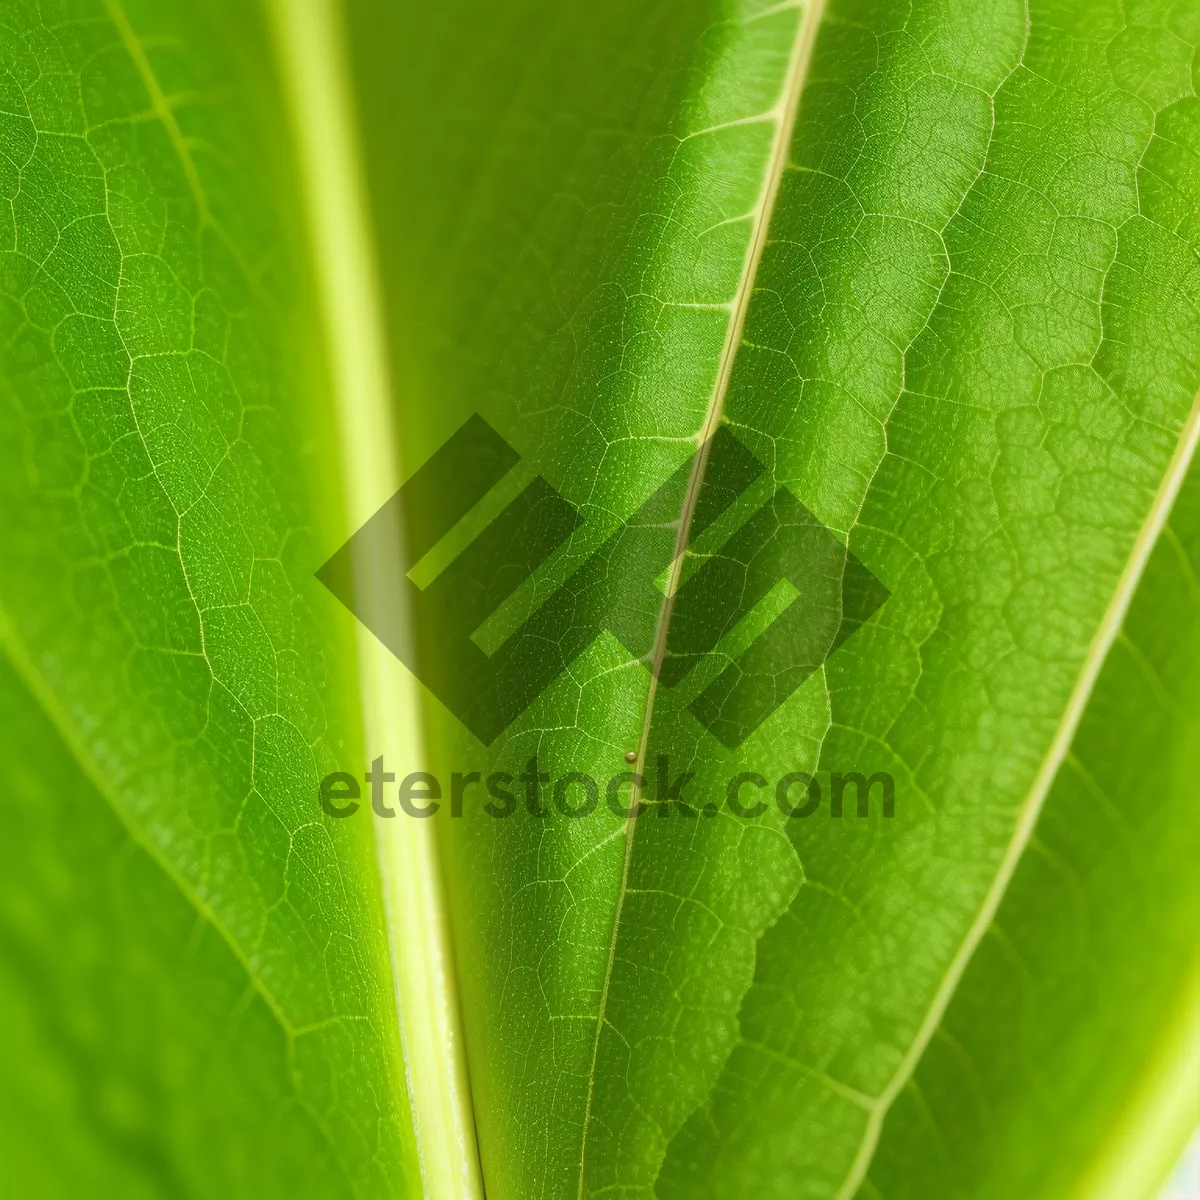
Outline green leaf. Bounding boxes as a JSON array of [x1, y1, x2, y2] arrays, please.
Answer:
[[0, 647, 361, 1197], [0, 0, 425, 1194], [346, 0, 1200, 1195], [3, 0, 1199, 1198], [861, 460, 1200, 1200]]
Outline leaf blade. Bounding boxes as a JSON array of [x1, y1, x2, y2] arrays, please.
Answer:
[[0, 0, 416, 1191], [864, 458, 1200, 1199]]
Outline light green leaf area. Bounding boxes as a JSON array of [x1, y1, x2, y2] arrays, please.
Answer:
[[0, 0, 413, 1196], [861, 460, 1200, 1200], [0, 655, 352, 1197], [3, 0, 1200, 1197]]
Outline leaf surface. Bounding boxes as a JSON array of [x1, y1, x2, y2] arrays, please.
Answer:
[[344, 0, 1200, 1196], [0, 0, 419, 1193], [2, 0, 1199, 1197], [862, 457, 1200, 1200]]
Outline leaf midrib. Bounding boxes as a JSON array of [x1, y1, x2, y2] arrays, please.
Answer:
[[265, 1, 482, 1196], [574, 2, 828, 1194]]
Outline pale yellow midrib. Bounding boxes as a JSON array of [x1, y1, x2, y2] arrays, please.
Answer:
[[834, 385, 1200, 1200], [264, 3, 481, 1198], [574, 3, 827, 1197]]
